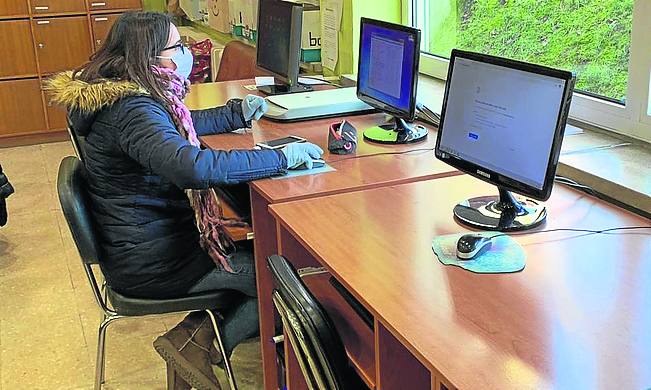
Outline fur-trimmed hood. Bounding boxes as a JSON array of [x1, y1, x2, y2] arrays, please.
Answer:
[[44, 72, 148, 136], [44, 72, 147, 112]]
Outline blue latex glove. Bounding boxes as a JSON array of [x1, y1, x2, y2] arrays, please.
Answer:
[[281, 142, 324, 169], [241, 94, 268, 121]]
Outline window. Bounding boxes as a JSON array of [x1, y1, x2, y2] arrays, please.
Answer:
[[408, 0, 651, 143]]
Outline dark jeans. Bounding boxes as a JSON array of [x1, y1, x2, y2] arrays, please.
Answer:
[[187, 248, 259, 355]]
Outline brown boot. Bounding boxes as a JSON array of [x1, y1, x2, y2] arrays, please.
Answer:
[[154, 313, 222, 390], [176, 312, 224, 366]]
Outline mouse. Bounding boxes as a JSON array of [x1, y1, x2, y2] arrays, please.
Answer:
[[456, 233, 493, 260], [293, 159, 326, 170]]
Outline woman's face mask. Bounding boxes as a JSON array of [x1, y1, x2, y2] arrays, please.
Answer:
[[157, 44, 194, 79]]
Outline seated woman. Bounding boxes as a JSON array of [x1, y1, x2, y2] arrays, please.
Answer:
[[47, 11, 323, 390]]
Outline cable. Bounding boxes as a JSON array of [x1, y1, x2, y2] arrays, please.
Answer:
[[489, 226, 651, 241], [298, 76, 341, 88], [554, 175, 598, 196], [327, 147, 436, 164]]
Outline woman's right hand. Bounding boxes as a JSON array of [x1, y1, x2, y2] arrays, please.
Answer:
[[281, 142, 324, 169]]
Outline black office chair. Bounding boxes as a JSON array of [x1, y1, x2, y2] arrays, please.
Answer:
[[66, 115, 86, 161], [267, 254, 367, 390], [57, 156, 241, 390]]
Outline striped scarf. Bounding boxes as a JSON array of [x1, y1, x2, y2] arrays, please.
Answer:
[[153, 66, 247, 272]]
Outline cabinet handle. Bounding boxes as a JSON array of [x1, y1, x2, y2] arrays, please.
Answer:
[[34, 6, 49, 10], [96, 39, 102, 45], [94, 17, 109, 21], [38, 43, 45, 49], [91, 2, 107, 6], [36, 21, 50, 25]]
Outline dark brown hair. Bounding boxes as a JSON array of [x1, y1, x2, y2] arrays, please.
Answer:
[[74, 11, 172, 104]]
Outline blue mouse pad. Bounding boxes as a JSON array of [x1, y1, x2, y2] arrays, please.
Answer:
[[432, 232, 526, 273], [271, 164, 336, 180]]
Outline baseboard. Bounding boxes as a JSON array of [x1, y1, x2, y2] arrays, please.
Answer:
[[0, 130, 69, 148]]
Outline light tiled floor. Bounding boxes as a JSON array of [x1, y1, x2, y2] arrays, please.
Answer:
[[0, 142, 264, 390]]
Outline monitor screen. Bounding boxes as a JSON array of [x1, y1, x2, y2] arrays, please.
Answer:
[[436, 50, 574, 200], [357, 18, 420, 119], [256, 0, 298, 79]]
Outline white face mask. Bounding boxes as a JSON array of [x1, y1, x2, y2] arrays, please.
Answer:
[[158, 45, 194, 79]]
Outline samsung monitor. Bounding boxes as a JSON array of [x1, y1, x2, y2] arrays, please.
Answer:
[[435, 49, 575, 231], [357, 18, 426, 144], [256, 0, 311, 95]]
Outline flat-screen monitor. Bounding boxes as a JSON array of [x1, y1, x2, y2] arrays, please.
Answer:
[[435, 49, 575, 231], [256, 0, 310, 95], [356, 18, 427, 144]]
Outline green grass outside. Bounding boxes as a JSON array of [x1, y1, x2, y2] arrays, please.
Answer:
[[426, 0, 633, 101]]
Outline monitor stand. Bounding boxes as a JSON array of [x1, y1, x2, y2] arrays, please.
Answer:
[[257, 83, 313, 96], [363, 116, 428, 144], [453, 187, 547, 231]]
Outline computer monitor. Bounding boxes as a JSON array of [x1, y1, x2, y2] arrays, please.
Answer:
[[256, 0, 311, 95], [357, 18, 426, 144], [435, 49, 575, 231]]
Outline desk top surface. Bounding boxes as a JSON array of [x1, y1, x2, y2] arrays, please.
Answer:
[[188, 80, 459, 203], [269, 175, 651, 390]]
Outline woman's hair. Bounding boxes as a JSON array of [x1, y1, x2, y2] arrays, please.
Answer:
[[74, 11, 172, 104]]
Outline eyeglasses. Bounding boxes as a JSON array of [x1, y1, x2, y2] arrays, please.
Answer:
[[161, 43, 186, 54]]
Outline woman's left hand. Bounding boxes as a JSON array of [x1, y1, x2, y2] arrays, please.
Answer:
[[241, 95, 268, 121]]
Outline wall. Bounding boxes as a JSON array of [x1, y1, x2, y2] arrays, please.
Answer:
[[143, 0, 166, 12]]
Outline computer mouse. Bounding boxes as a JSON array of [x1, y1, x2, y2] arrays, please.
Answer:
[[456, 234, 493, 260], [293, 159, 326, 170]]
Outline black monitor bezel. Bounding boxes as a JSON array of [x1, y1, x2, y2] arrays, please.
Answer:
[[435, 49, 575, 201], [356, 17, 421, 122], [256, 0, 304, 87]]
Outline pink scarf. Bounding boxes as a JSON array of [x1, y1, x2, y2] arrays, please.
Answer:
[[153, 66, 247, 272]]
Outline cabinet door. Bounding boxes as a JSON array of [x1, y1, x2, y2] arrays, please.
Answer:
[[33, 16, 92, 75], [31, 0, 86, 15], [87, 0, 141, 12], [0, 0, 29, 18], [0, 20, 38, 78], [91, 13, 121, 50], [0, 79, 47, 137], [43, 88, 68, 131]]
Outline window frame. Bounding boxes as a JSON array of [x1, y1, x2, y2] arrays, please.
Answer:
[[405, 0, 651, 143]]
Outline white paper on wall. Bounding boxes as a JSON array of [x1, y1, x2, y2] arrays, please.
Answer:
[[321, 0, 342, 70]]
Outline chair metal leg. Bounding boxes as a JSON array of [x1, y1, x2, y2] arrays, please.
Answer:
[[205, 310, 238, 390], [94, 314, 121, 390]]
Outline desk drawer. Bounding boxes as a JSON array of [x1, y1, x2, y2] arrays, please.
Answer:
[[87, 0, 141, 11], [31, 0, 86, 15], [303, 272, 376, 389]]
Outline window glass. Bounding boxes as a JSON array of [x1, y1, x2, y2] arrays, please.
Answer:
[[416, 0, 633, 103]]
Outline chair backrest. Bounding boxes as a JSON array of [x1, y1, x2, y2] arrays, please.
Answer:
[[66, 116, 87, 161], [56, 156, 101, 266], [267, 255, 364, 390], [216, 40, 268, 82]]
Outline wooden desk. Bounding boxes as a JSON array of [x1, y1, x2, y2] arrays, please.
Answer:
[[188, 79, 461, 389], [269, 175, 651, 389]]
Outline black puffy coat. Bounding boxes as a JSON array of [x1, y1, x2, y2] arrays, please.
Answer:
[[47, 73, 287, 298], [0, 164, 14, 227]]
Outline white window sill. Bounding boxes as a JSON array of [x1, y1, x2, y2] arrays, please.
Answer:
[[417, 76, 651, 217]]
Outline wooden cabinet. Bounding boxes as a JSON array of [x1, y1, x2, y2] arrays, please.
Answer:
[[31, 0, 86, 15], [0, 20, 38, 78], [0, 0, 141, 143], [32, 16, 93, 75], [43, 89, 69, 131], [87, 0, 141, 12], [0, 0, 29, 18], [0, 79, 47, 137], [91, 13, 121, 50]]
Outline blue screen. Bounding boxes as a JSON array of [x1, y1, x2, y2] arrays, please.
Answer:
[[358, 23, 418, 114]]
